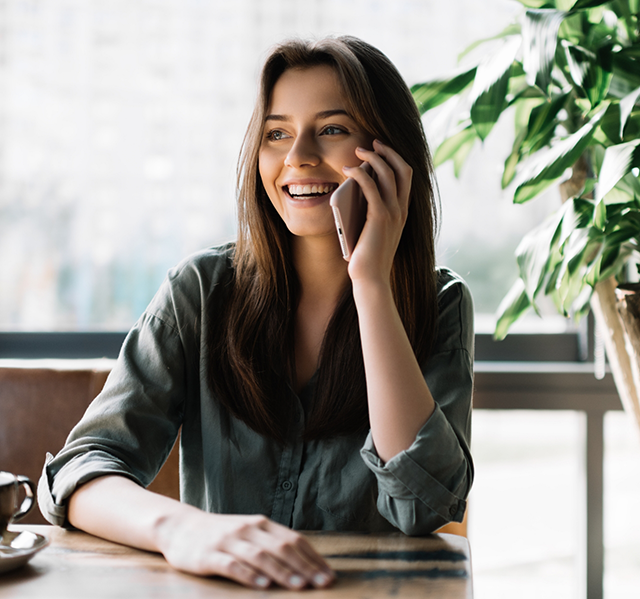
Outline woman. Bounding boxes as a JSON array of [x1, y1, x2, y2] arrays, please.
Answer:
[[38, 36, 474, 590]]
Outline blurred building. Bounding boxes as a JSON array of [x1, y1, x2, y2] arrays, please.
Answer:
[[0, 0, 552, 331]]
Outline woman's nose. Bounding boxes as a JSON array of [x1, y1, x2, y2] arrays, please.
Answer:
[[284, 134, 320, 168]]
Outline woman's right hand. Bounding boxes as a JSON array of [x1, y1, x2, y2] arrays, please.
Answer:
[[154, 508, 335, 590]]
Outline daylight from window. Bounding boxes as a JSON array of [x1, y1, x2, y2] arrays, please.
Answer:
[[0, 0, 564, 332]]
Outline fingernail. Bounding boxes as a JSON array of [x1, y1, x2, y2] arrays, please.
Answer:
[[255, 576, 269, 588], [289, 575, 304, 587], [342, 165, 352, 171], [313, 573, 329, 586]]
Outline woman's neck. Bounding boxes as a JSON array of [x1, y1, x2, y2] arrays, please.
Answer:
[[292, 235, 350, 304], [291, 235, 350, 393]]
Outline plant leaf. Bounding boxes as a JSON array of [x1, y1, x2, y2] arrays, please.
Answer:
[[514, 97, 545, 130], [522, 9, 567, 92], [622, 110, 640, 142], [598, 101, 623, 143], [585, 250, 603, 287], [458, 22, 522, 61], [564, 39, 613, 113], [603, 225, 640, 257], [602, 173, 640, 204], [433, 125, 477, 169], [570, 0, 611, 8], [559, 197, 595, 245], [621, 211, 640, 232], [518, 0, 553, 8], [618, 1, 640, 40], [513, 106, 607, 203], [521, 92, 569, 154], [515, 206, 567, 299], [570, 0, 612, 8], [594, 197, 607, 229], [595, 139, 640, 202], [610, 47, 640, 99], [563, 225, 599, 273], [563, 41, 595, 89], [570, 286, 594, 320], [453, 134, 477, 178], [494, 278, 531, 340], [600, 241, 636, 280], [603, 202, 640, 229], [469, 36, 521, 140], [556, 233, 602, 314], [411, 68, 477, 114], [587, 45, 613, 107], [503, 128, 528, 188], [619, 86, 640, 139]]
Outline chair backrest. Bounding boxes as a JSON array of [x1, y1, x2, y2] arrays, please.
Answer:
[[436, 509, 468, 537], [0, 360, 179, 524]]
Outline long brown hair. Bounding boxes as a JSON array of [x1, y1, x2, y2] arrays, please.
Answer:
[[207, 36, 439, 443]]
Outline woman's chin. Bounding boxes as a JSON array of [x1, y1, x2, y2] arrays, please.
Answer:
[[288, 226, 341, 246]]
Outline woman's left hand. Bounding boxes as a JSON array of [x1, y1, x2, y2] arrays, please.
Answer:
[[342, 139, 412, 286]]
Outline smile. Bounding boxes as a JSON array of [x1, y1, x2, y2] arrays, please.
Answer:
[[285, 183, 338, 199]]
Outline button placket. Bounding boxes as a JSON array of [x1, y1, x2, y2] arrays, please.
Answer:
[[270, 397, 305, 526]]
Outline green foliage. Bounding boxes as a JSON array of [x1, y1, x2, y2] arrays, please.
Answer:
[[412, 0, 640, 338]]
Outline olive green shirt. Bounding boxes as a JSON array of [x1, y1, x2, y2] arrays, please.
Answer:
[[38, 243, 474, 535]]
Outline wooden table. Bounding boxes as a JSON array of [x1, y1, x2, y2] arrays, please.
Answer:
[[0, 525, 472, 598]]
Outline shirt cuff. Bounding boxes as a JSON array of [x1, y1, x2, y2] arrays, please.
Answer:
[[360, 404, 469, 523], [37, 453, 67, 527]]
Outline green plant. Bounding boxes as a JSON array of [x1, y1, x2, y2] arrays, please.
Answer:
[[412, 0, 640, 339]]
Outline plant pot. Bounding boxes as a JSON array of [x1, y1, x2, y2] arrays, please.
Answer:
[[591, 278, 640, 434]]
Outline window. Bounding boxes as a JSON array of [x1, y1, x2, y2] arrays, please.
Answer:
[[0, 0, 565, 333]]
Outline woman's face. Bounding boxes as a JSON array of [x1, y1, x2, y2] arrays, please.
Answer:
[[258, 65, 373, 240]]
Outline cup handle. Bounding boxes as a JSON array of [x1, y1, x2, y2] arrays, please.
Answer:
[[12, 476, 37, 522]]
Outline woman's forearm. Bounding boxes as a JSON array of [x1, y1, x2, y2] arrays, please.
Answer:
[[67, 475, 193, 553], [352, 280, 435, 463]]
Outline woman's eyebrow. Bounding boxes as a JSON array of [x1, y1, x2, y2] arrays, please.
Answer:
[[264, 109, 351, 122], [316, 109, 351, 119], [264, 114, 289, 122]]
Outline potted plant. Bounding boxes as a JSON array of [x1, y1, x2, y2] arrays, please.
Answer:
[[412, 0, 640, 428]]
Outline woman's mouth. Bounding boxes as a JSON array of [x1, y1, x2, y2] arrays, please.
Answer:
[[285, 183, 338, 200]]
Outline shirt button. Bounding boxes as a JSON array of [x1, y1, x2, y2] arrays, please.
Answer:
[[282, 480, 293, 491], [449, 504, 458, 517]]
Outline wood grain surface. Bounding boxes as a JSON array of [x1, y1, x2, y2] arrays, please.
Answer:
[[0, 525, 472, 598]]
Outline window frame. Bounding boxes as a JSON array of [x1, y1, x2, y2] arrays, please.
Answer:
[[0, 327, 595, 363]]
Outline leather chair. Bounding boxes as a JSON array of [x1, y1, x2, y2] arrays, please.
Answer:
[[0, 360, 179, 524]]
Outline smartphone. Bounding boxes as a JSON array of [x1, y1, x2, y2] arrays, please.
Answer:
[[330, 164, 370, 261]]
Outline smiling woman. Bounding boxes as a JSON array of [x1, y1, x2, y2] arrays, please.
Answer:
[[38, 36, 474, 591], [259, 66, 371, 241]]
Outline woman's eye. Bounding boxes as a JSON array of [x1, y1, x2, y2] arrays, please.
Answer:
[[321, 126, 346, 136], [266, 129, 287, 141]]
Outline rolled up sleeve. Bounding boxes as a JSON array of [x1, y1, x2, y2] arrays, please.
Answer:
[[37, 291, 188, 527], [360, 270, 474, 535]]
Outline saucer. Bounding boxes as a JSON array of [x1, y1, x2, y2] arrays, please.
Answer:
[[0, 529, 50, 574]]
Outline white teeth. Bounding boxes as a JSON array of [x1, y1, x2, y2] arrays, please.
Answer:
[[287, 184, 335, 197]]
